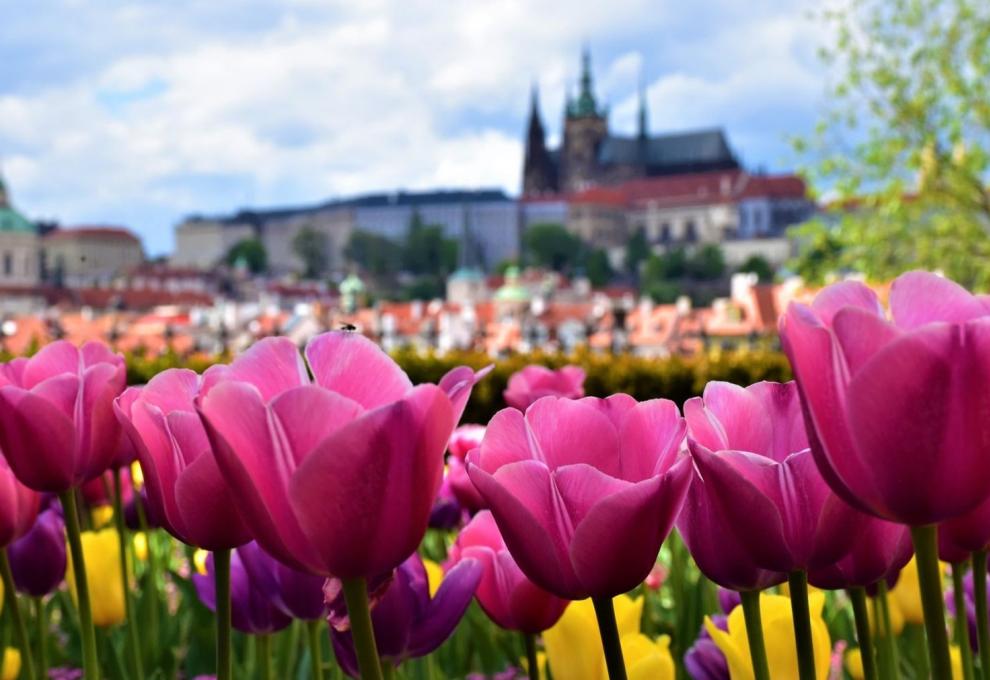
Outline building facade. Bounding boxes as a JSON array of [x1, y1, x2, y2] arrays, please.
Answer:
[[0, 175, 40, 286], [522, 49, 741, 196], [42, 227, 145, 287]]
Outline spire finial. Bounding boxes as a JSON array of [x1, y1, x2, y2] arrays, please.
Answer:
[[638, 68, 649, 139]]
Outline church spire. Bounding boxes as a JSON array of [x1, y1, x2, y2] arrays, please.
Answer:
[[571, 45, 602, 119], [522, 82, 558, 195], [637, 73, 649, 140]]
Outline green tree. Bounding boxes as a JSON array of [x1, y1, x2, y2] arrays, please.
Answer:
[[345, 230, 403, 276], [687, 244, 726, 281], [792, 0, 990, 289], [292, 225, 329, 278], [403, 212, 459, 275], [523, 223, 582, 272], [583, 249, 614, 287], [641, 254, 683, 303], [624, 228, 651, 278], [225, 238, 267, 274], [737, 254, 775, 283]]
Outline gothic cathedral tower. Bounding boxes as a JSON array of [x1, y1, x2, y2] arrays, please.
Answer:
[[521, 85, 558, 195], [560, 47, 608, 193]]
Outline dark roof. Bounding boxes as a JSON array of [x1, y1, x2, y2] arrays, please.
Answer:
[[598, 128, 738, 171], [202, 188, 513, 226]]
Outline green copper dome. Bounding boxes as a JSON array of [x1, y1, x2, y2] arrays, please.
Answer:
[[0, 176, 36, 233]]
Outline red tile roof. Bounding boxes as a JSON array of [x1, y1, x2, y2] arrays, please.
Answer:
[[44, 226, 142, 243]]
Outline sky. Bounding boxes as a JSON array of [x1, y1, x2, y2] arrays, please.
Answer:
[[0, 0, 828, 256]]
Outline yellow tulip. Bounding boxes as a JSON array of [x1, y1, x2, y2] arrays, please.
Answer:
[[422, 558, 443, 598], [90, 504, 114, 529], [1, 649, 20, 680], [131, 461, 145, 491], [890, 557, 947, 626], [544, 595, 673, 680], [847, 645, 963, 680], [706, 593, 831, 680], [193, 548, 210, 576], [133, 532, 149, 562], [66, 528, 127, 627]]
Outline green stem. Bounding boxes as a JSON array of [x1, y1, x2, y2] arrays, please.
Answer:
[[849, 587, 878, 680], [975, 551, 990, 679], [788, 571, 817, 680], [33, 598, 48, 680], [282, 620, 301, 679], [214, 549, 232, 680], [953, 563, 976, 680], [911, 524, 953, 680], [874, 581, 900, 680], [592, 596, 628, 680], [0, 550, 36, 680], [740, 590, 772, 680], [523, 632, 539, 680], [381, 663, 396, 680], [113, 468, 144, 680], [133, 490, 160, 658], [341, 578, 384, 680], [60, 489, 100, 680], [257, 634, 272, 680], [307, 619, 326, 680]]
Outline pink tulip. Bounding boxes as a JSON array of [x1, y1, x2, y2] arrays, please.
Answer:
[[114, 369, 251, 550], [939, 494, 990, 563], [447, 425, 486, 513], [809, 515, 913, 590], [0, 457, 40, 547], [0, 341, 127, 492], [450, 511, 568, 633], [198, 331, 486, 578], [503, 365, 585, 411], [467, 394, 691, 599], [780, 272, 990, 524], [677, 381, 862, 584]]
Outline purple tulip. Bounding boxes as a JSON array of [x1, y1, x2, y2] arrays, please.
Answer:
[[0, 341, 127, 492], [677, 381, 861, 587], [114, 370, 251, 551], [237, 541, 327, 621], [684, 616, 730, 680], [808, 515, 913, 590], [503, 365, 585, 411], [939, 494, 990, 563], [449, 511, 568, 633], [780, 272, 990, 524], [717, 588, 741, 615], [467, 394, 691, 600], [428, 471, 466, 530], [193, 545, 292, 635], [8, 508, 67, 596], [946, 569, 984, 651], [327, 552, 482, 677]]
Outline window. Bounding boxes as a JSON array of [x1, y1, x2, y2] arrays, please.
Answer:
[[660, 223, 671, 243], [684, 220, 698, 242], [2, 252, 11, 276]]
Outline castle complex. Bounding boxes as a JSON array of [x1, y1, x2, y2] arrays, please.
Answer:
[[523, 49, 741, 195]]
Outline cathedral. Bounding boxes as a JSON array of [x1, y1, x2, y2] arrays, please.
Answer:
[[522, 49, 741, 196]]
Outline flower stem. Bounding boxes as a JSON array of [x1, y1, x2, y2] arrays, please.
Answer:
[[523, 632, 539, 680], [341, 577, 384, 680], [910, 524, 953, 680], [874, 580, 900, 680], [740, 590, 772, 680], [60, 489, 100, 680], [974, 550, 990, 678], [33, 597, 48, 680], [787, 570, 817, 680], [113, 467, 144, 680], [214, 549, 233, 680], [849, 587, 878, 680], [306, 619, 326, 680], [592, 596, 628, 680], [133, 489, 160, 659], [952, 563, 976, 680], [256, 634, 272, 680], [0, 549, 36, 680]]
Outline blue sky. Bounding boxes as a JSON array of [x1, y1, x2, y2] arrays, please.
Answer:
[[0, 0, 826, 256]]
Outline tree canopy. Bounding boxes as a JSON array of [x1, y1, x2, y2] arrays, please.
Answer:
[[225, 238, 267, 274], [292, 226, 329, 279], [791, 0, 990, 289], [523, 223, 582, 272]]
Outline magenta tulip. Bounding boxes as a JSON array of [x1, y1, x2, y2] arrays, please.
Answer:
[[503, 364, 585, 411], [780, 271, 990, 525], [809, 516, 913, 590], [467, 394, 691, 599], [677, 381, 861, 584], [0, 456, 40, 547], [114, 369, 251, 550], [0, 341, 126, 492], [939, 495, 990, 563], [198, 331, 486, 578], [447, 425, 486, 513], [450, 510, 567, 633]]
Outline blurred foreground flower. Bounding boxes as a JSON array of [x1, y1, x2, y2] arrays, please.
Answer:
[[8, 507, 66, 596], [193, 545, 291, 634], [706, 593, 830, 680], [846, 644, 963, 679], [1, 649, 20, 680], [65, 528, 125, 627], [504, 364, 585, 410], [543, 594, 674, 680]]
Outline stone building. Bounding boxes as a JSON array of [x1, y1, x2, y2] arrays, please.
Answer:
[[0, 174, 40, 286], [522, 48, 741, 195], [42, 226, 145, 287]]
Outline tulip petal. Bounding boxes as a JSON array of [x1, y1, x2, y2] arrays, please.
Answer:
[[831, 307, 901, 374], [20, 341, 80, 388], [746, 382, 809, 462], [0, 386, 77, 492], [220, 337, 310, 401], [691, 382, 771, 456], [304, 331, 413, 409], [475, 408, 538, 473], [407, 558, 482, 656], [553, 464, 631, 529], [617, 398, 686, 481], [890, 271, 986, 329], [438, 364, 492, 424], [267, 385, 365, 468], [809, 280, 883, 324], [175, 452, 251, 550], [140, 369, 201, 412], [568, 456, 692, 598], [525, 397, 622, 476], [289, 384, 454, 578]]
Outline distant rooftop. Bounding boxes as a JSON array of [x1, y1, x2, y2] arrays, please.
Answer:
[[188, 188, 513, 226], [44, 226, 142, 242]]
